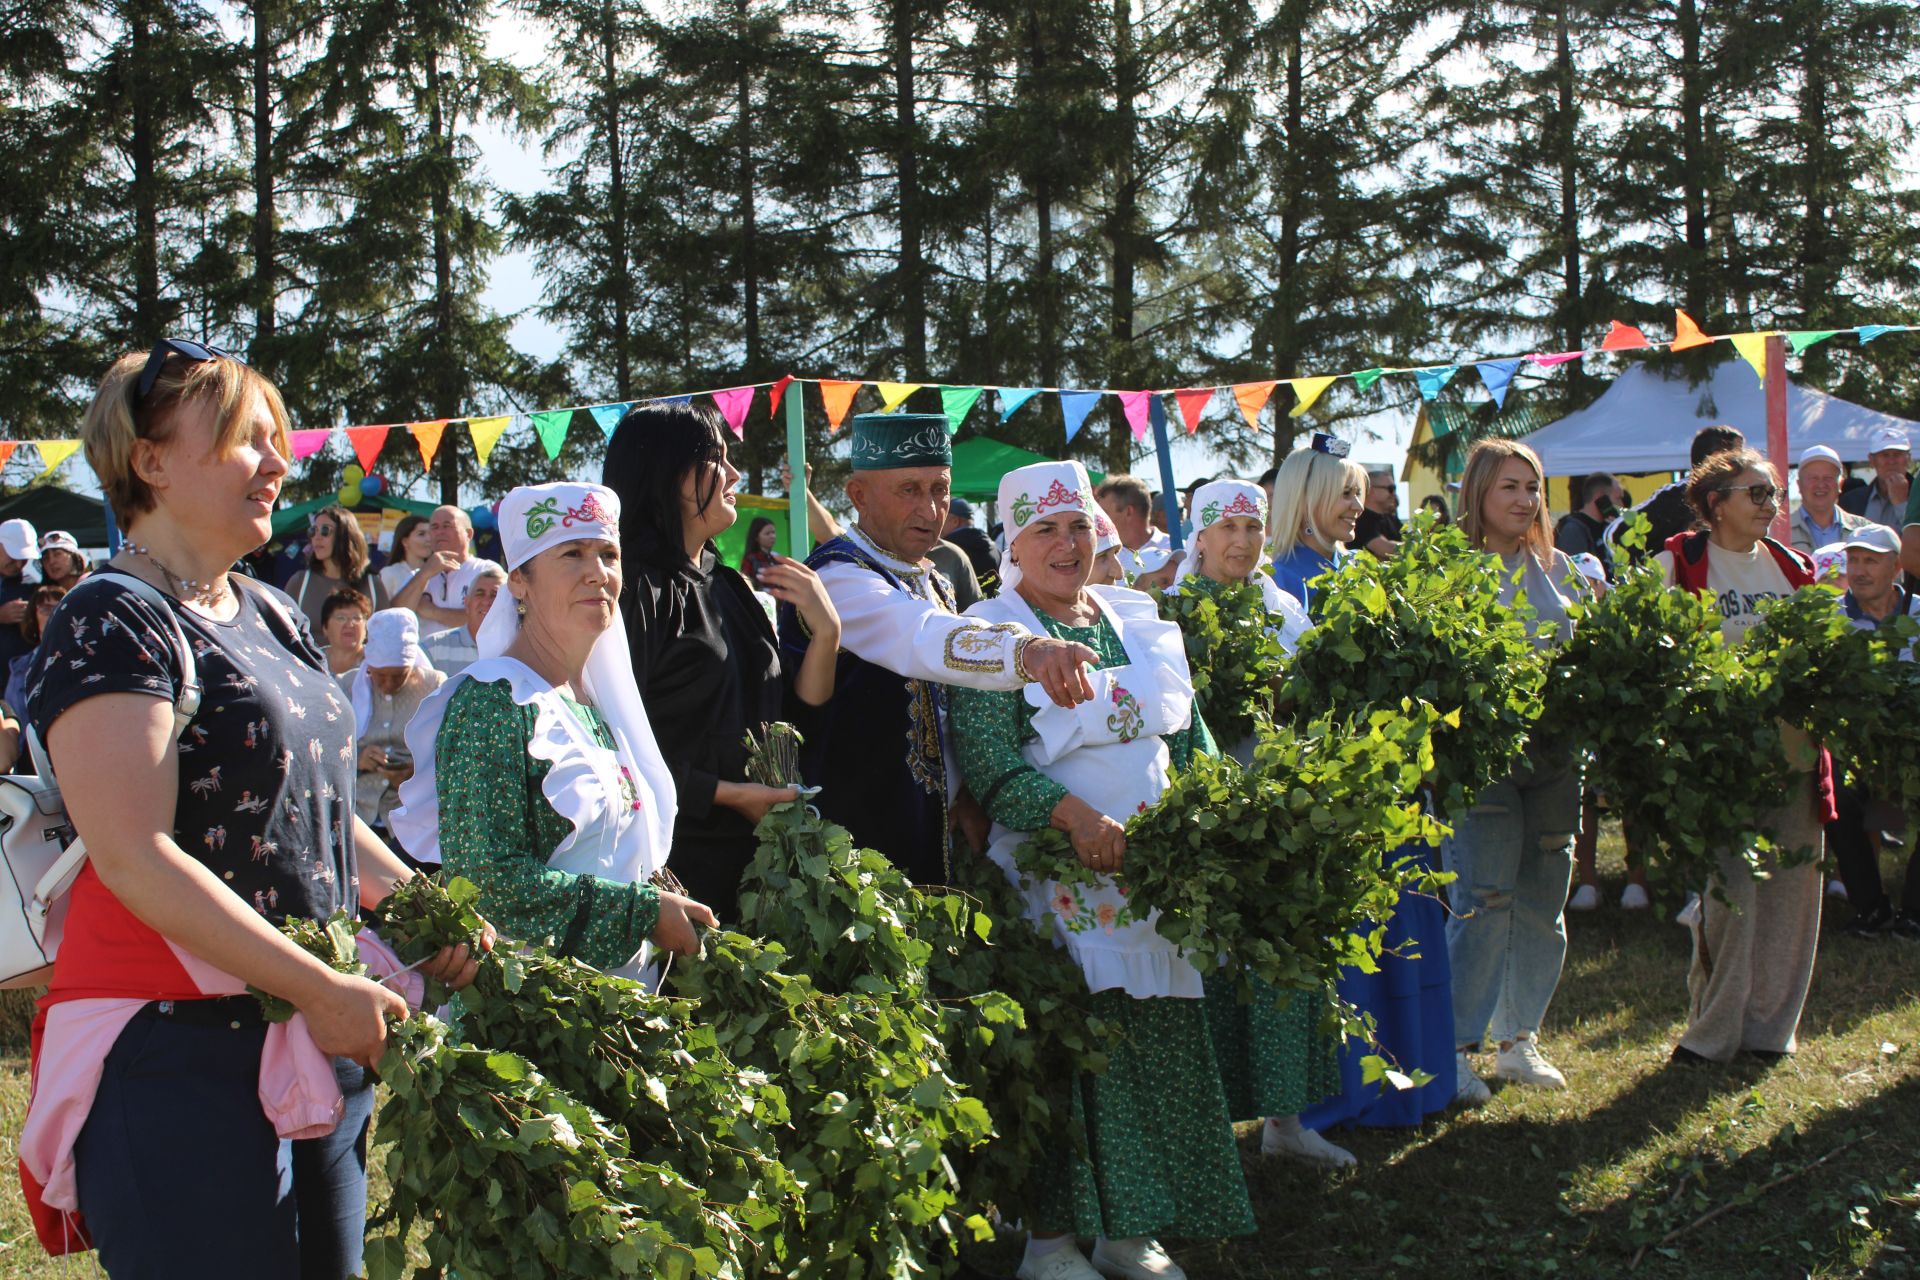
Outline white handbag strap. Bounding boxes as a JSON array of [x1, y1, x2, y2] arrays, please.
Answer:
[[29, 836, 89, 910]]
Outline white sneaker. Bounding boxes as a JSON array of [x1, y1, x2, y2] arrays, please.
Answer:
[[1261, 1115, 1358, 1167], [1090, 1236, 1187, 1280], [1018, 1243, 1105, 1280], [1453, 1050, 1491, 1106], [1567, 883, 1600, 911], [1494, 1038, 1567, 1089], [1619, 883, 1651, 910], [1826, 878, 1850, 900]]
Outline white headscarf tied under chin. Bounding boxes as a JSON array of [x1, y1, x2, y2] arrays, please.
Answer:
[[996, 459, 1098, 593], [352, 609, 431, 735], [1174, 479, 1270, 592], [391, 482, 678, 886]]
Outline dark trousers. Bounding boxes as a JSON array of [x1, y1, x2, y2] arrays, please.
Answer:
[[73, 1002, 374, 1279], [1828, 785, 1920, 919]]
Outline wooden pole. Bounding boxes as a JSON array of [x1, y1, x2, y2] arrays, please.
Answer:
[[1765, 334, 1790, 541]]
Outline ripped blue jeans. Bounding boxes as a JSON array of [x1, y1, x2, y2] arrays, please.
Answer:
[[1443, 756, 1581, 1048]]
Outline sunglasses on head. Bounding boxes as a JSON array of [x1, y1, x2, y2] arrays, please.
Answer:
[[131, 337, 243, 408], [1717, 482, 1779, 506]]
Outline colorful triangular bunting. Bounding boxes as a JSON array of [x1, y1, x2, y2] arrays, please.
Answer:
[[1352, 367, 1386, 392], [819, 380, 862, 432], [939, 386, 984, 435], [467, 416, 510, 468], [531, 410, 572, 459], [289, 428, 332, 462], [1671, 309, 1714, 351], [0, 442, 17, 472], [1059, 390, 1102, 444], [1728, 333, 1769, 383], [410, 420, 448, 471], [1287, 376, 1337, 418], [34, 440, 82, 478], [1528, 351, 1583, 368], [1232, 380, 1278, 431], [589, 403, 628, 438], [712, 387, 754, 439], [344, 425, 389, 473], [1171, 388, 1212, 435], [876, 382, 920, 413], [1857, 324, 1902, 344], [768, 374, 794, 414], [1117, 390, 1153, 441], [1786, 330, 1839, 355], [1601, 320, 1650, 351], [998, 388, 1043, 422], [1477, 359, 1523, 411], [1413, 366, 1458, 399]]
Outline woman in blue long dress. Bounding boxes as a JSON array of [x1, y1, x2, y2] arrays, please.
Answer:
[[1268, 436, 1461, 1128]]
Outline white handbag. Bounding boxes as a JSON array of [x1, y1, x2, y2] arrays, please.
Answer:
[[0, 572, 200, 988]]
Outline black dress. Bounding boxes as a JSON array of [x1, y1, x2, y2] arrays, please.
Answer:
[[624, 546, 807, 920]]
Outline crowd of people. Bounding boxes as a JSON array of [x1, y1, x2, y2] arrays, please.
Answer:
[[2, 340, 1917, 1280]]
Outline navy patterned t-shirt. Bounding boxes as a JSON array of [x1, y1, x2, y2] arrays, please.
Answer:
[[26, 574, 358, 926]]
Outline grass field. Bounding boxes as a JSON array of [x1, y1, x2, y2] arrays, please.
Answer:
[[2, 827, 1916, 1279]]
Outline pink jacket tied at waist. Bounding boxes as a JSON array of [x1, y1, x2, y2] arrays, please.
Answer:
[[22, 929, 422, 1214]]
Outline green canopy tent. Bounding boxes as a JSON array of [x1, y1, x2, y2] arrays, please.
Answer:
[[0, 486, 110, 548], [949, 437, 1104, 501], [269, 492, 437, 541]]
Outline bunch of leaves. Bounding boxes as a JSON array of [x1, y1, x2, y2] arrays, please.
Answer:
[[1155, 577, 1286, 744], [248, 913, 366, 1022], [1744, 587, 1920, 809], [1541, 560, 1795, 890], [1013, 701, 1448, 1001], [366, 1014, 737, 1280], [1277, 516, 1548, 816]]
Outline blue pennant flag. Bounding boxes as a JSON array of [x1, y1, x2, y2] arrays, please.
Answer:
[[1059, 390, 1103, 444], [1476, 359, 1523, 410], [999, 387, 1044, 422], [1413, 366, 1459, 400], [1857, 324, 1903, 344], [589, 402, 629, 438]]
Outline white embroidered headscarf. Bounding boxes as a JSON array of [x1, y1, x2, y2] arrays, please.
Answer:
[[391, 482, 678, 885], [996, 460, 1098, 593], [1174, 478, 1311, 650], [352, 609, 431, 735]]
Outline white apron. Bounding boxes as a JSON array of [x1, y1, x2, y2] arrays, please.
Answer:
[[966, 585, 1205, 999]]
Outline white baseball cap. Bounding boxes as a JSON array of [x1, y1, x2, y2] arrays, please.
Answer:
[[1841, 524, 1901, 555], [0, 519, 37, 560], [38, 530, 79, 554], [1571, 552, 1607, 585], [1868, 426, 1911, 455], [1797, 444, 1843, 471]]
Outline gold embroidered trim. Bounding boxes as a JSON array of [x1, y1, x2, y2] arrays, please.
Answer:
[[943, 622, 1015, 673]]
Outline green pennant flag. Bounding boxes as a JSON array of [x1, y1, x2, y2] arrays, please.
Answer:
[[1786, 330, 1840, 355], [532, 410, 572, 459], [1352, 367, 1387, 391], [939, 386, 984, 435]]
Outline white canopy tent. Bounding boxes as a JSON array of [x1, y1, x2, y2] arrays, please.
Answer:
[[1516, 362, 1919, 476]]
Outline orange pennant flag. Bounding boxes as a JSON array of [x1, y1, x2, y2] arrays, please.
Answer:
[[1671, 309, 1714, 351], [1233, 381, 1278, 432], [819, 380, 862, 433], [411, 420, 449, 470], [345, 425, 389, 473], [0, 441, 17, 472], [1600, 320, 1650, 351]]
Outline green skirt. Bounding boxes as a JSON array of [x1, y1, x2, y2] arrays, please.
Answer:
[[1204, 975, 1341, 1122], [1032, 991, 1256, 1241]]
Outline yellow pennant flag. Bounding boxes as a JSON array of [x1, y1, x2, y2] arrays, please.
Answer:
[[34, 440, 82, 478], [466, 416, 511, 468], [1728, 333, 1769, 385], [875, 382, 921, 412], [1287, 376, 1338, 418], [410, 420, 449, 471]]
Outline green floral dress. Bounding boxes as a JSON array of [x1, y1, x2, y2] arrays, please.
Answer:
[[436, 677, 660, 971], [950, 609, 1255, 1241], [1174, 575, 1341, 1121]]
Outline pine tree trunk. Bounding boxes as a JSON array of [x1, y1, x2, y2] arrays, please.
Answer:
[[1272, 7, 1305, 465], [1104, 0, 1138, 477], [1028, 10, 1058, 388], [603, 0, 631, 400], [893, 0, 925, 371], [737, 0, 760, 381], [426, 45, 461, 502], [1554, 0, 1586, 404], [1797, 15, 1830, 381], [1677, 0, 1708, 321], [252, 1, 276, 359], [128, 3, 162, 344]]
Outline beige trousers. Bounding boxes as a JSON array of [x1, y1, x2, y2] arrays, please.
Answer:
[[1679, 789, 1825, 1062]]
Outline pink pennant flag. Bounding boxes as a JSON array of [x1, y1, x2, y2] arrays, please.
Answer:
[[1528, 351, 1584, 368], [1118, 390, 1153, 441], [344, 425, 389, 473], [289, 428, 332, 461], [1172, 388, 1212, 435], [712, 386, 754, 439]]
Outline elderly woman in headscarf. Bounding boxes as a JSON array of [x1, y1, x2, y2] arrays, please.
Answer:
[[1165, 479, 1351, 1169], [392, 483, 715, 978], [949, 460, 1251, 1280], [352, 608, 444, 837]]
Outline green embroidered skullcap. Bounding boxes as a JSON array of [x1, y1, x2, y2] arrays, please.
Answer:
[[849, 413, 952, 470]]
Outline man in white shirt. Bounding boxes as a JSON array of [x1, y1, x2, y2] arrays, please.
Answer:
[[390, 504, 500, 629], [1095, 475, 1173, 581], [1789, 445, 1871, 554], [782, 413, 1095, 885], [419, 562, 504, 678]]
